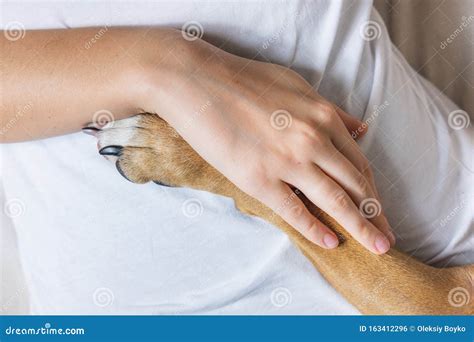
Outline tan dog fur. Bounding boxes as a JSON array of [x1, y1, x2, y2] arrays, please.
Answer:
[[89, 113, 473, 315]]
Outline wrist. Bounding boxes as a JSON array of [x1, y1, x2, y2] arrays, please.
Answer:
[[114, 29, 182, 115], [132, 30, 215, 123]]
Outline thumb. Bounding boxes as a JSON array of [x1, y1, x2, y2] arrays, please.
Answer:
[[335, 107, 367, 140]]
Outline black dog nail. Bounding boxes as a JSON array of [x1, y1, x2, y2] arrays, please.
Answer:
[[153, 180, 171, 187], [115, 161, 133, 182], [99, 145, 123, 156], [82, 127, 101, 136]]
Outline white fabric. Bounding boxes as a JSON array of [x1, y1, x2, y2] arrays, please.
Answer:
[[1, 0, 472, 315]]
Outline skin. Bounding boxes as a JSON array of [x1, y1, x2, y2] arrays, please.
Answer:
[[89, 113, 474, 314], [1, 28, 395, 254]]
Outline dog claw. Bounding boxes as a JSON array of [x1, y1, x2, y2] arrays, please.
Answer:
[[99, 145, 123, 156], [153, 180, 171, 187], [115, 161, 133, 182], [82, 127, 101, 136]]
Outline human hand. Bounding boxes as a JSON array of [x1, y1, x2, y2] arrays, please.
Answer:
[[141, 32, 395, 254]]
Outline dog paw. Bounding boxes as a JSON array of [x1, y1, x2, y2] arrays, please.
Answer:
[[84, 113, 206, 187]]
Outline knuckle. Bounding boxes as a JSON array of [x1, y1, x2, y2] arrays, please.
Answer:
[[356, 173, 370, 195], [330, 190, 350, 211], [316, 102, 336, 115], [288, 128, 326, 160], [295, 126, 329, 149], [288, 203, 305, 220], [311, 133, 330, 148], [354, 219, 372, 241], [304, 220, 320, 236], [277, 191, 303, 218], [318, 111, 334, 125]]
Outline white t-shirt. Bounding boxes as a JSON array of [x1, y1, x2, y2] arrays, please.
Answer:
[[1, 0, 472, 314]]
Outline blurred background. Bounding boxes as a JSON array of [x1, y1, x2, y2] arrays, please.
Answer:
[[375, 0, 473, 118]]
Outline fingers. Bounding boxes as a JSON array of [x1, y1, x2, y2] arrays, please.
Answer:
[[260, 181, 340, 249], [334, 106, 366, 139], [285, 165, 391, 254], [314, 145, 395, 245], [336, 135, 382, 211], [333, 133, 380, 199], [322, 110, 393, 244]]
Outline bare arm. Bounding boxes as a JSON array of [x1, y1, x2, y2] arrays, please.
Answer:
[[90, 112, 474, 314], [0, 28, 179, 141], [1, 28, 396, 255]]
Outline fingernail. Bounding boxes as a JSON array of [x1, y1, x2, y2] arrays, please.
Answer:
[[375, 235, 390, 254], [323, 234, 339, 249]]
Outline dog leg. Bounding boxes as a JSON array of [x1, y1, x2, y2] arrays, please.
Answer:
[[86, 113, 473, 314]]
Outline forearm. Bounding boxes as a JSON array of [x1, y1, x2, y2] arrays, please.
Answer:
[[0, 28, 181, 143]]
